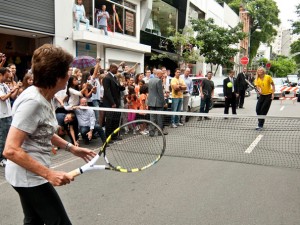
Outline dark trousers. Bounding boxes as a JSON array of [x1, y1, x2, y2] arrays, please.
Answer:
[[224, 94, 237, 115], [236, 90, 246, 107], [13, 183, 72, 225], [79, 124, 106, 143], [105, 111, 121, 139], [256, 94, 272, 127], [149, 106, 164, 135], [200, 96, 211, 113]]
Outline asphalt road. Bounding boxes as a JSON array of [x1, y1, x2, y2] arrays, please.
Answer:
[[1, 91, 300, 225]]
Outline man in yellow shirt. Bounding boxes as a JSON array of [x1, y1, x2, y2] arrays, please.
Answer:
[[254, 67, 275, 130], [170, 68, 186, 128]]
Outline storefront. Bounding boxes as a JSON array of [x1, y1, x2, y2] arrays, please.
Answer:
[[140, 0, 188, 73], [0, 0, 55, 79]]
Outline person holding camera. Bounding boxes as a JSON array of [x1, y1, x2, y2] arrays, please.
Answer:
[[0, 67, 20, 167]]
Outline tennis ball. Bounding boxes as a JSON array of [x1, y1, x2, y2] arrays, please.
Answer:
[[227, 82, 233, 88]]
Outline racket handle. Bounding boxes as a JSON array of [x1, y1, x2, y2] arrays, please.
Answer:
[[67, 168, 82, 179]]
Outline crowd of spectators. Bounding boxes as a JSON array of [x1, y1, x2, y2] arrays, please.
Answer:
[[1, 48, 197, 166]]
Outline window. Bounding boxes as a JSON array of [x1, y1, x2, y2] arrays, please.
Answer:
[[95, 0, 136, 36], [76, 42, 97, 57], [145, 0, 177, 37]]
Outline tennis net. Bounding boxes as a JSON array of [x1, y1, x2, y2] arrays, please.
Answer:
[[82, 106, 300, 169]]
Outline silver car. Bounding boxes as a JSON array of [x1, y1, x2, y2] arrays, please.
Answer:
[[211, 77, 226, 106]]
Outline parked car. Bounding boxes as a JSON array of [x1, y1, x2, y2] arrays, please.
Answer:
[[211, 77, 226, 107], [167, 77, 207, 112], [273, 77, 285, 99]]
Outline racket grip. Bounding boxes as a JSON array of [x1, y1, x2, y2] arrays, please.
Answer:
[[67, 168, 82, 179]]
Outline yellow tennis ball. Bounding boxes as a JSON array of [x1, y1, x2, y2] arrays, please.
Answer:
[[227, 82, 233, 88]]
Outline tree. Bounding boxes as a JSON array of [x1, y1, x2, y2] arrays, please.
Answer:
[[191, 18, 246, 75], [216, 0, 280, 63], [247, 0, 280, 63], [150, 27, 202, 68], [269, 56, 297, 77], [290, 3, 300, 71]]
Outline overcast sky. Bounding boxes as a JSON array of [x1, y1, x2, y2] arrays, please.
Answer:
[[274, 0, 298, 29]]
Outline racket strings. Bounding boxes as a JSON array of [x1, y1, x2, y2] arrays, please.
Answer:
[[106, 125, 163, 171]]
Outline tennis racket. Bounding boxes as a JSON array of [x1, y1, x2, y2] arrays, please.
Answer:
[[68, 119, 166, 178], [245, 79, 260, 93]]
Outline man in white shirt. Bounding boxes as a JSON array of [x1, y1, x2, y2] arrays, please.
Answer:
[[0, 67, 19, 166], [180, 68, 193, 124], [74, 98, 106, 145]]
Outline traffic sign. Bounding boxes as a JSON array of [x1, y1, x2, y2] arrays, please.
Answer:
[[266, 62, 271, 69], [240, 56, 249, 65]]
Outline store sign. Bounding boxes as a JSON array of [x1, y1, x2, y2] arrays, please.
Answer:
[[125, 11, 134, 33]]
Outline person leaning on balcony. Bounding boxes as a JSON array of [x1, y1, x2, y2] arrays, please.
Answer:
[[97, 5, 109, 35], [73, 0, 90, 31]]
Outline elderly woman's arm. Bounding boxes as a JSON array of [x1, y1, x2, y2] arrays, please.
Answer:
[[3, 127, 74, 186]]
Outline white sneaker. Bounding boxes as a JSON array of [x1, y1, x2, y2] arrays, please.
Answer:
[[176, 123, 184, 126], [0, 159, 7, 167], [133, 130, 137, 135], [140, 131, 147, 135], [171, 123, 178, 128]]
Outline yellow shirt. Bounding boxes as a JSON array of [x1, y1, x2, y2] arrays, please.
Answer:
[[254, 75, 274, 95], [171, 77, 185, 98]]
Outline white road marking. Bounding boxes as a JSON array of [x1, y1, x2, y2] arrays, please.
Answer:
[[245, 134, 264, 154], [280, 106, 285, 111]]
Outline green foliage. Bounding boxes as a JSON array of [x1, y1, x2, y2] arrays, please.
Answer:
[[150, 26, 203, 67], [191, 18, 246, 75], [291, 40, 300, 65], [247, 0, 280, 63], [291, 4, 300, 35], [217, 0, 280, 63], [269, 56, 297, 77]]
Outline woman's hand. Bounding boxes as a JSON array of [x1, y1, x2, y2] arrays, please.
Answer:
[[70, 146, 96, 163], [46, 170, 73, 186]]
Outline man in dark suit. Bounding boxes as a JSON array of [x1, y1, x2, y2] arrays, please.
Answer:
[[223, 70, 238, 116], [236, 67, 248, 108], [147, 69, 168, 136], [102, 63, 125, 140]]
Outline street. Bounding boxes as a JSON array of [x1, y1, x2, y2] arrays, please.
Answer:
[[1, 91, 300, 225]]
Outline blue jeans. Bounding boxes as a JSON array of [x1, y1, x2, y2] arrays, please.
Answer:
[[92, 100, 100, 122], [98, 25, 108, 35], [79, 124, 106, 143], [75, 14, 89, 31], [0, 116, 12, 160], [171, 98, 183, 124]]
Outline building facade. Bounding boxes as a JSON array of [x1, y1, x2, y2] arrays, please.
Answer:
[[0, 0, 242, 77]]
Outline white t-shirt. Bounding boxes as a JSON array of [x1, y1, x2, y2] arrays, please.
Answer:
[[68, 87, 82, 106], [5, 86, 58, 187], [0, 83, 12, 118]]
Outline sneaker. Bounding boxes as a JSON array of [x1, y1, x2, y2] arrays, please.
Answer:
[[133, 130, 137, 135], [197, 117, 203, 121], [176, 123, 184, 126], [171, 123, 178, 128], [255, 126, 263, 131], [204, 117, 211, 120], [140, 131, 148, 135], [0, 159, 7, 167]]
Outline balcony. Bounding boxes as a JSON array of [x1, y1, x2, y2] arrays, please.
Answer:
[[73, 29, 151, 53]]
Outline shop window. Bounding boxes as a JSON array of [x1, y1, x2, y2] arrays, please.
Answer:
[[76, 42, 97, 58], [145, 0, 177, 37]]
